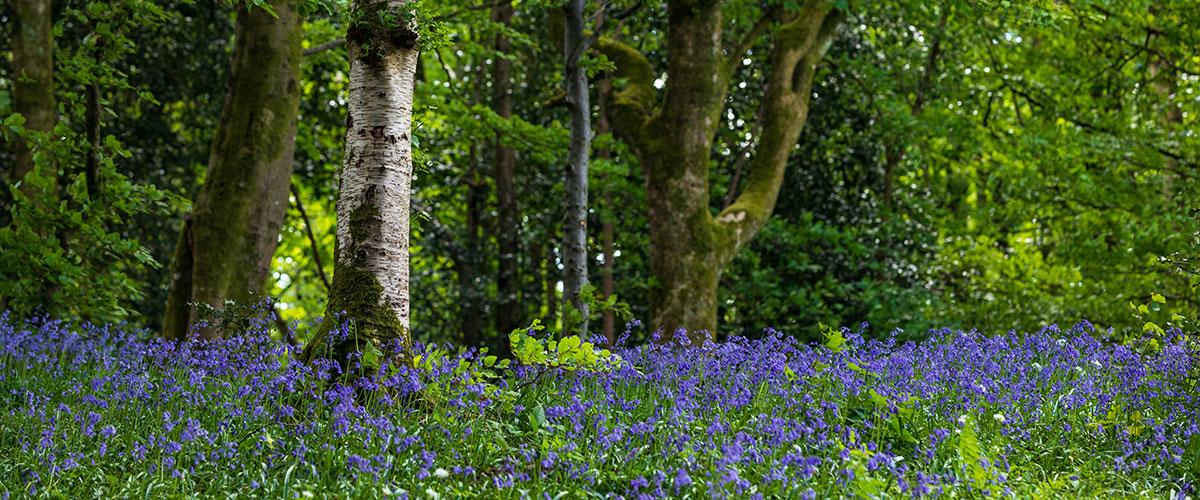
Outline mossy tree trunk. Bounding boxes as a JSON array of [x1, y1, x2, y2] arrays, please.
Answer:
[[8, 0, 55, 190], [162, 0, 303, 340], [299, 0, 419, 365], [599, 0, 843, 343]]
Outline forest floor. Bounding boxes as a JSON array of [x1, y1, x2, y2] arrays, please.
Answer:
[[0, 314, 1197, 499]]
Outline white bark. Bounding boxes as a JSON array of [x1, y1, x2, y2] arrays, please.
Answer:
[[337, 0, 420, 332]]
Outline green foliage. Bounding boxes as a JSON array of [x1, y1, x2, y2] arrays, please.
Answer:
[[0, 0, 192, 323], [1125, 293, 1200, 362], [189, 292, 280, 337], [345, 0, 447, 63], [953, 414, 1003, 496], [560, 284, 633, 337], [404, 343, 516, 412], [507, 319, 622, 371], [3, 0, 1199, 353]]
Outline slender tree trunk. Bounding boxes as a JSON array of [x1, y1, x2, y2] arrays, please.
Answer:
[[562, 0, 591, 337], [596, 67, 617, 347], [546, 244, 558, 328], [460, 149, 484, 347], [492, 0, 521, 336], [459, 53, 486, 348], [300, 0, 419, 365], [8, 0, 55, 190], [290, 183, 331, 292], [882, 10, 947, 213], [1152, 61, 1182, 202], [598, 1, 842, 343], [162, 0, 304, 340], [85, 83, 101, 200]]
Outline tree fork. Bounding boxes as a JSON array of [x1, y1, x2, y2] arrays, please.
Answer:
[[596, 1, 844, 343]]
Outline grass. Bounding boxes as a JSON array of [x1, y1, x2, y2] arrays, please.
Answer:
[[0, 313, 1197, 499]]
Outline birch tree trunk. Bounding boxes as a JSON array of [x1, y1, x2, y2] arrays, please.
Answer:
[[162, 0, 303, 340], [8, 0, 55, 190], [562, 0, 591, 337], [300, 0, 419, 366]]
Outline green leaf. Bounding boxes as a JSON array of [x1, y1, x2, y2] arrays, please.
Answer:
[[361, 346, 380, 369]]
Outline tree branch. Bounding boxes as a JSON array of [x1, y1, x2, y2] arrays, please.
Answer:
[[432, 0, 509, 22], [725, 9, 776, 71], [302, 39, 346, 56], [570, 1, 642, 79], [290, 183, 331, 293], [594, 36, 656, 151], [714, 7, 844, 262], [1000, 77, 1193, 166]]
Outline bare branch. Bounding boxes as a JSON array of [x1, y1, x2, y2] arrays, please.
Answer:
[[726, 10, 776, 70], [302, 39, 346, 57], [570, 1, 642, 67], [290, 183, 331, 293], [432, 0, 508, 22]]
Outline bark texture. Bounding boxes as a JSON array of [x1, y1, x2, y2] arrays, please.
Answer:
[[562, 0, 592, 337], [597, 76, 617, 347], [598, 1, 843, 343], [593, 1, 616, 346], [300, 0, 419, 364], [492, 0, 522, 336], [162, 0, 304, 340], [459, 148, 484, 347], [9, 0, 55, 188]]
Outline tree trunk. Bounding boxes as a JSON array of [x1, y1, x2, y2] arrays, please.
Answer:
[[460, 150, 484, 347], [85, 83, 101, 200], [457, 56, 486, 348], [300, 0, 419, 366], [492, 0, 522, 336], [598, 1, 843, 343], [162, 0, 304, 340], [562, 0, 592, 337], [546, 244, 558, 327], [8, 0, 55, 189], [596, 63, 616, 347]]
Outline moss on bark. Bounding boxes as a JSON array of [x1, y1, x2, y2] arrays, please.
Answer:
[[596, 1, 843, 344], [299, 258, 410, 367], [9, 0, 55, 190], [346, 1, 418, 65], [162, 0, 304, 340]]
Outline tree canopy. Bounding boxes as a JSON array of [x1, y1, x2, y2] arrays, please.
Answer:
[[0, 0, 1196, 349]]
